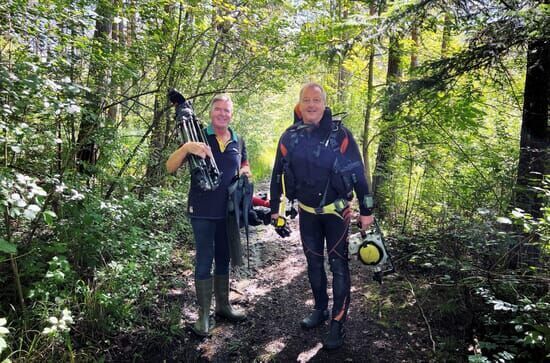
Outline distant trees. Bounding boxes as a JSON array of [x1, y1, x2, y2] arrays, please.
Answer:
[[368, 0, 549, 220]]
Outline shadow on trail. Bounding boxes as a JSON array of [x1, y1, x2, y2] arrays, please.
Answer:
[[113, 219, 434, 362]]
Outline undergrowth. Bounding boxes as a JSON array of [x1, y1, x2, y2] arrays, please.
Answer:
[[393, 200, 549, 362], [0, 185, 192, 362]]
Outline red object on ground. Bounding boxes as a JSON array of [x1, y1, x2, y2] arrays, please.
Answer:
[[252, 196, 270, 207]]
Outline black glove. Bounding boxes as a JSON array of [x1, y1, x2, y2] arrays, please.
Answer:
[[248, 210, 262, 226], [272, 216, 291, 238], [252, 206, 272, 226], [286, 206, 298, 219]]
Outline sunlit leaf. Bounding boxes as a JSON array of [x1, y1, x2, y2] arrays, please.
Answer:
[[496, 217, 512, 224], [43, 210, 57, 225], [23, 204, 41, 220], [10, 145, 21, 153], [0, 238, 17, 254]]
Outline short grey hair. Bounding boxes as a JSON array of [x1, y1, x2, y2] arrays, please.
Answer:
[[210, 93, 233, 111], [299, 82, 327, 103]]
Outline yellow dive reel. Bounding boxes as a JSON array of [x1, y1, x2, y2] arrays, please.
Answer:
[[348, 218, 395, 284]]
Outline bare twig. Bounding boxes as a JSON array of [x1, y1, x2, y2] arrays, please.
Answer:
[[102, 89, 159, 111], [406, 277, 436, 354]]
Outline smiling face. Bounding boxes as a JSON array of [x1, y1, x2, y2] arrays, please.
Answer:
[[299, 84, 326, 125], [210, 99, 233, 130]]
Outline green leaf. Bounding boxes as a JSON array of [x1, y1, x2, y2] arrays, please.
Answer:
[[468, 355, 490, 363], [43, 210, 57, 225], [0, 239, 17, 254], [8, 208, 21, 218]]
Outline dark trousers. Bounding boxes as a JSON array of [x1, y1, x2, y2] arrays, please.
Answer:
[[299, 209, 351, 322], [190, 218, 230, 280]]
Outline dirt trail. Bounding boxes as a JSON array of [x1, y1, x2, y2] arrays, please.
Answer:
[[117, 215, 435, 362]]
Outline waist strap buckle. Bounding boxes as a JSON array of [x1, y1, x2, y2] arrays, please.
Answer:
[[333, 198, 347, 212]]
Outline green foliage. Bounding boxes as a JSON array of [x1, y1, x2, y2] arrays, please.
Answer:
[[0, 0, 548, 360], [473, 289, 549, 361], [400, 179, 549, 362], [0, 179, 191, 360], [232, 84, 301, 181]]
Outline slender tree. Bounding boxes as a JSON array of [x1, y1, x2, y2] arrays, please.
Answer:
[[514, 39, 550, 218], [362, 0, 380, 189], [372, 34, 403, 218], [76, 0, 114, 176]]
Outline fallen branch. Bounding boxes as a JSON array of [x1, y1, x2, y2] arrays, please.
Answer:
[[406, 277, 436, 354]]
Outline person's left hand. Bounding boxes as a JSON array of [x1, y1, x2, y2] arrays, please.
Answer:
[[239, 165, 252, 178], [359, 215, 374, 231]]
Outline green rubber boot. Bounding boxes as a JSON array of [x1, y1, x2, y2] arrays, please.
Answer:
[[214, 275, 246, 322], [191, 278, 214, 337]]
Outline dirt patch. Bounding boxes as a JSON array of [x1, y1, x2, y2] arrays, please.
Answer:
[[103, 210, 446, 363]]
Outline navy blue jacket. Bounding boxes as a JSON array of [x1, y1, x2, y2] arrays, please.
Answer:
[[188, 126, 247, 219], [270, 108, 371, 216]]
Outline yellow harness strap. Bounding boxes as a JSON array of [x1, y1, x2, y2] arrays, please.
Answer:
[[298, 201, 343, 220], [278, 173, 287, 216], [272, 174, 288, 228]]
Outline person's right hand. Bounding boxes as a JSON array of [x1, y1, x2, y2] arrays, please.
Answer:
[[271, 213, 291, 238], [359, 215, 374, 231], [184, 142, 213, 159]]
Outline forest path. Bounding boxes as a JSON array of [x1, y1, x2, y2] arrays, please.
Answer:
[[118, 214, 436, 362]]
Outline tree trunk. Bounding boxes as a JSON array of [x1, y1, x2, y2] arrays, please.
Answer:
[[336, 3, 349, 104], [513, 39, 550, 218], [441, 13, 451, 58], [372, 35, 402, 219], [107, 2, 121, 124], [362, 1, 378, 190], [410, 24, 419, 71], [76, 0, 113, 175], [143, 94, 169, 193], [142, 5, 174, 192]]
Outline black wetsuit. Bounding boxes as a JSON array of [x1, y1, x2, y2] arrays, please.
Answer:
[[270, 108, 371, 322]]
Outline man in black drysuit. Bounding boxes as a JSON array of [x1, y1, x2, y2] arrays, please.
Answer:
[[269, 82, 374, 350]]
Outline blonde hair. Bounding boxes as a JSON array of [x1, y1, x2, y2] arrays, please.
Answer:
[[299, 82, 327, 103], [210, 93, 233, 111]]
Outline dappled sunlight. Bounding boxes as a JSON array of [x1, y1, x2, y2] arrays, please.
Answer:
[[235, 249, 306, 301], [179, 217, 311, 361], [234, 219, 306, 302], [296, 342, 323, 362], [257, 337, 287, 361], [181, 305, 197, 322]]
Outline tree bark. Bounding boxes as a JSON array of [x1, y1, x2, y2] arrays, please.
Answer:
[[410, 24, 419, 71], [143, 94, 169, 192], [362, 1, 378, 190], [143, 2, 191, 194], [372, 35, 402, 219], [441, 13, 451, 58], [513, 39, 550, 218], [76, 0, 113, 175]]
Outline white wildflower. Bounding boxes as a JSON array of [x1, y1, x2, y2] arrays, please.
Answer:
[[0, 321, 8, 355], [42, 309, 74, 335], [66, 104, 80, 114]]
